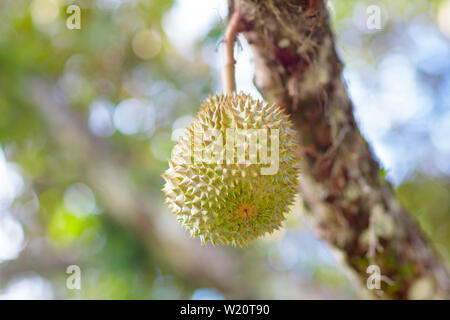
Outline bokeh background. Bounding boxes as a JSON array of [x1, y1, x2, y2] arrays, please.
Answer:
[[0, 0, 449, 299]]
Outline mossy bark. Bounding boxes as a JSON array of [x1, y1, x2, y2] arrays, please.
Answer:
[[233, 0, 450, 299]]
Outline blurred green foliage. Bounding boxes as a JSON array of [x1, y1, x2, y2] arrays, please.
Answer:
[[0, 0, 448, 299]]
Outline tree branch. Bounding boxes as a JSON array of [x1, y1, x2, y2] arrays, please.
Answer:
[[221, 0, 241, 93], [234, 0, 450, 299]]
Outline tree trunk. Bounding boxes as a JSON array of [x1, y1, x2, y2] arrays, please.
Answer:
[[232, 0, 450, 299]]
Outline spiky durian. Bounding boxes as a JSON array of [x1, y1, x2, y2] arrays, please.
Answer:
[[162, 92, 299, 246]]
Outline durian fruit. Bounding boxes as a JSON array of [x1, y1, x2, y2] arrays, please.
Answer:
[[162, 92, 299, 246]]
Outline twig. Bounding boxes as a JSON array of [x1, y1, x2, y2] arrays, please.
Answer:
[[222, 0, 241, 94]]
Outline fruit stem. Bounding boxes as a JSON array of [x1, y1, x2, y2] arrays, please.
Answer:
[[222, 0, 241, 94]]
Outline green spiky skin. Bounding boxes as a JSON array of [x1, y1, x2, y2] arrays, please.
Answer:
[[162, 93, 299, 246]]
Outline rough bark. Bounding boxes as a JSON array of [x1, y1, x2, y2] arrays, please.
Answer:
[[233, 0, 450, 299]]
